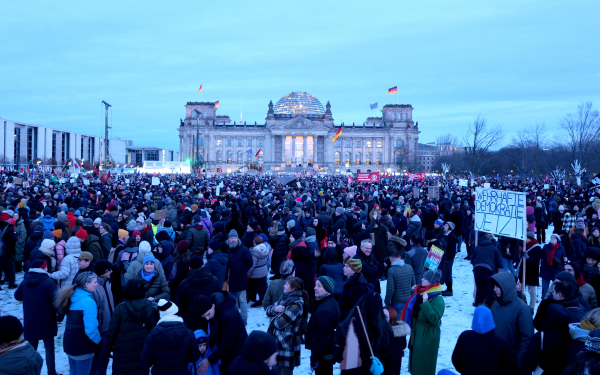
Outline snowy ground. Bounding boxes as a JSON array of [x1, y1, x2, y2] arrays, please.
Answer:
[[1, 228, 552, 374]]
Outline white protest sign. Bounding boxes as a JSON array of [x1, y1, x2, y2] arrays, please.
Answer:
[[45, 179, 49, 186], [83, 178, 90, 186], [484, 183, 491, 188], [125, 179, 130, 184], [296, 182, 302, 188], [475, 187, 527, 241], [70, 178, 75, 183], [151, 177, 159, 186], [544, 184, 549, 189], [59, 178, 66, 183], [459, 179, 468, 187]]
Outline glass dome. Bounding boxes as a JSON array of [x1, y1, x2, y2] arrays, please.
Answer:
[[274, 92, 325, 116]]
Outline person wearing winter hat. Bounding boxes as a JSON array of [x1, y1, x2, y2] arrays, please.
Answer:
[[140, 299, 200, 375], [176, 255, 219, 329], [186, 215, 209, 255], [204, 233, 229, 289], [339, 258, 371, 321], [229, 330, 278, 375], [132, 253, 169, 302], [26, 238, 57, 273], [451, 306, 515, 374], [124, 240, 164, 284], [14, 259, 60, 375], [50, 236, 83, 287], [0, 315, 43, 375], [306, 275, 341, 374], [225, 228, 252, 326], [196, 292, 248, 375], [540, 233, 567, 298]]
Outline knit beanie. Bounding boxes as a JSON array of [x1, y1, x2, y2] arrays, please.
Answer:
[[422, 269, 443, 284], [40, 239, 56, 252], [287, 219, 295, 228], [585, 328, 600, 355], [190, 256, 204, 269], [336, 207, 345, 215], [434, 219, 443, 227], [43, 230, 55, 240], [242, 331, 278, 362], [305, 227, 316, 237], [290, 230, 302, 241], [76, 228, 89, 240], [195, 295, 214, 316], [176, 240, 190, 253], [258, 233, 269, 243], [139, 241, 151, 253], [317, 276, 335, 294], [346, 258, 362, 274], [52, 229, 62, 239], [83, 218, 93, 226], [157, 299, 178, 318], [550, 233, 561, 243], [527, 231, 536, 239], [228, 229, 239, 239], [192, 214, 201, 223], [94, 260, 113, 276], [0, 316, 24, 344], [31, 259, 47, 270], [118, 229, 128, 239], [143, 253, 156, 265], [191, 204, 199, 211]]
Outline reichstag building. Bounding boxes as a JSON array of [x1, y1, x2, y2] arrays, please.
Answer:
[[177, 92, 420, 172]]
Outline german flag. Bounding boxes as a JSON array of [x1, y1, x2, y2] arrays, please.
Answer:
[[388, 86, 397, 94], [255, 148, 262, 158], [332, 125, 343, 141], [214, 100, 220, 108], [197, 85, 202, 94]]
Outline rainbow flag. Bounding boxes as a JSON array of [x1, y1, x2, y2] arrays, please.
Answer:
[[332, 125, 343, 141], [388, 86, 397, 94], [197, 85, 202, 94], [255, 149, 262, 158], [214, 100, 220, 107], [404, 203, 411, 217]]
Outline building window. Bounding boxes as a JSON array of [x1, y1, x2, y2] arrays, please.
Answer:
[[395, 153, 402, 165], [81, 137, 84, 159], [61, 133, 67, 162], [237, 151, 242, 164], [227, 139, 232, 147], [367, 140, 372, 148], [346, 140, 351, 148], [27, 128, 33, 161], [14, 128, 21, 162], [345, 152, 351, 165], [199, 138, 204, 146], [238, 139, 242, 146], [335, 151, 340, 165], [216, 151, 222, 163], [90, 137, 94, 161], [258, 139, 263, 147], [376, 152, 382, 165], [145, 150, 159, 161], [227, 150, 233, 163], [366, 152, 371, 165], [258, 151, 263, 165], [52, 133, 57, 160], [285, 136, 292, 158], [377, 140, 382, 148], [334, 140, 340, 148], [248, 140, 252, 147], [33, 127, 38, 159], [135, 150, 143, 163], [395, 139, 404, 148], [355, 152, 361, 165], [217, 139, 222, 147], [356, 140, 361, 148]]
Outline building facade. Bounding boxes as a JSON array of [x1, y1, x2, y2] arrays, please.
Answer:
[[178, 92, 421, 172]]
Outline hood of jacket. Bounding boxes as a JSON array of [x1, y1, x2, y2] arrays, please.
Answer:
[[490, 272, 517, 306], [323, 247, 338, 264], [72, 287, 92, 304], [250, 243, 269, 259], [207, 251, 229, 266], [194, 329, 209, 340], [392, 321, 411, 337], [291, 244, 310, 264], [569, 322, 592, 341], [84, 234, 100, 247], [409, 214, 421, 223], [123, 298, 153, 323], [534, 299, 571, 334], [25, 268, 50, 287], [158, 240, 175, 259], [472, 306, 496, 334], [212, 291, 237, 314], [186, 268, 216, 285], [30, 228, 44, 241], [65, 237, 82, 256]]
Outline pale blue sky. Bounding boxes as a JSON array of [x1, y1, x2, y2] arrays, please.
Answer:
[[1, 0, 598, 151]]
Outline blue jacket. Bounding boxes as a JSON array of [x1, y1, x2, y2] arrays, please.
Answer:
[[188, 330, 220, 375], [205, 251, 229, 288], [40, 215, 56, 230], [63, 288, 101, 356]]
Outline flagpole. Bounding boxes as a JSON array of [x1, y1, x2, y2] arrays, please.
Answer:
[[396, 90, 398, 105]]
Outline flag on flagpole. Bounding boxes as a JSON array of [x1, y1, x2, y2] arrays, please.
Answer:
[[52, 169, 58, 177], [348, 175, 354, 185], [370, 102, 378, 109], [332, 125, 343, 142], [245, 148, 252, 154], [197, 85, 202, 94], [255, 149, 262, 158], [404, 203, 411, 217], [388, 86, 397, 94], [214, 101, 220, 108]]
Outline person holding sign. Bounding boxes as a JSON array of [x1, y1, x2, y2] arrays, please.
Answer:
[[402, 269, 444, 375]]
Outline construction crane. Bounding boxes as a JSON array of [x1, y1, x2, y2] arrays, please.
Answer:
[[101, 100, 116, 170]]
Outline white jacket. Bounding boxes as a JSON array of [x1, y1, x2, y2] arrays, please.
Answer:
[[50, 237, 81, 287]]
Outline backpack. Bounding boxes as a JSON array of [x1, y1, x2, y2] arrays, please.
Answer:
[[120, 251, 138, 272]]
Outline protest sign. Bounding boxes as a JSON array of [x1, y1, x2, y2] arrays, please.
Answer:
[[45, 179, 49, 187], [154, 209, 167, 221], [83, 178, 90, 186], [484, 183, 491, 188], [407, 172, 426, 181], [125, 179, 130, 184], [13, 178, 22, 185], [459, 179, 468, 187], [544, 184, 550, 189], [475, 187, 527, 241], [412, 187, 420, 197], [423, 245, 444, 273], [428, 186, 439, 199], [151, 177, 159, 186], [59, 178, 66, 183], [23, 182, 30, 188], [357, 172, 380, 182], [70, 178, 75, 183]]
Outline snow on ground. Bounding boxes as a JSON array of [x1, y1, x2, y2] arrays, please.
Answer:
[[1, 227, 553, 374]]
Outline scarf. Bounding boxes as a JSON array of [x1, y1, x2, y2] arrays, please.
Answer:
[[158, 314, 184, 325], [581, 319, 597, 332], [0, 337, 25, 356], [316, 292, 331, 301], [141, 268, 156, 281], [276, 290, 304, 307], [400, 282, 442, 328], [577, 274, 587, 287], [547, 242, 559, 266]]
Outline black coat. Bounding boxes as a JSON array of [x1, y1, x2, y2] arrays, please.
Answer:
[[305, 294, 340, 363], [140, 320, 200, 375], [207, 292, 248, 375], [353, 248, 383, 293], [452, 330, 516, 375], [228, 353, 272, 375], [338, 273, 372, 321], [269, 233, 289, 276], [14, 269, 60, 341], [23, 229, 43, 262], [227, 242, 252, 293], [177, 268, 220, 327], [204, 251, 229, 288], [290, 242, 315, 301], [106, 299, 158, 375]]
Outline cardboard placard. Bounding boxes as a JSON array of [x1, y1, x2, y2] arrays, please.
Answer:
[[45, 179, 49, 187], [151, 177, 160, 186], [428, 186, 439, 200], [413, 187, 420, 197], [475, 187, 527, 241], [459, 179, 468, 187], [424, 245, 445, 273], [13, 178, 22, 185], [154, 209, 167, 221]]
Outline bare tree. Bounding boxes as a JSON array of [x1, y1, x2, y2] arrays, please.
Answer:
[[509, 129, 531, 177], [462, 115, 505, 174], [525, 122, 547, 177], [560, 101, 600, 168], [436, 134, 460, 155]]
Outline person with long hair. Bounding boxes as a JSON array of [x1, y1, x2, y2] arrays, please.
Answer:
[[55, 271, 102, 375], [265, 276, 308, 375], [333, 292, 394, 374], [383, 305, 410, 375], [403, 269, 445, 375], [105, 279, 158, 375]]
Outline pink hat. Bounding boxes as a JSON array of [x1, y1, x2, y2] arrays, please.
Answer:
[[344, 245, 357, 259]]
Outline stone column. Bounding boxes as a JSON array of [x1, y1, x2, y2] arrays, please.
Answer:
[[303, 136, 307, 165], [291, 135, 296, 166], [282, 135, 286, 166], [351, 137, 356, 167], [362, 139, 366, 167]]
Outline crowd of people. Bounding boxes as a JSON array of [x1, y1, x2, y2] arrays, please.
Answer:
[[1, 170, 600, 375]]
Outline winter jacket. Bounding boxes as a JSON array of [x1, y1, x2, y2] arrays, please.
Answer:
[[83, 234, 105, 262], [228, 352, 272, 375], [290, 241, 315, 301], [155, 240, 175, 279], [305, 294, 340, 363], [339, 273, 372, 321], [227, 242, 253, 293], [490, 273, 534, 367], [0, 343, 43, 375], [248, 243, 269, 278], [106, 298, 159, 375], [352, 247, 383, 293], [265, 290, 305, 368], [14, 218, 27, 262], [100, 232, 113, 259], [63, 288, 102, 356], [92, 276, 115, 333], [404, 215, 422, 240], [49, 237, 81, 287], [186, 224, 209, 254], [540, 243, 566, 281], [205, 251, 229, 288], [269, 232, 289, 276], [262, 279, 286, 309], [53, 239, 65, 270], [201, 217, 214, 238], [385, 259, 416, 306], [176, 268, 220, 327], [471, 236, 502, 272], [124, 243, 164, 283], [116, 246, 140, 286], [317, 247, 344, 297], [26, 243, 57, 273], [23, 227, 43, 262], [140, 318, 200, 375], [408, 293, 444, 375], [40, 215, 55, 230], [166, 203, 179, 226], [14, 268, 60, 341], [206, 292, 248, 374], [132, 267, 170, 301], [407, 244, 428, 282], [569, 232, 586, 261]]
